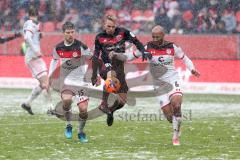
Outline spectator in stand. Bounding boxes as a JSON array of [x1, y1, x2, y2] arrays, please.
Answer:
[[155, 7, 172, 33], [170, 19, 184, 34], [0, 0, 239, 34], [221, 8, 237, 33], [196, 7, 211, 33], [61, 8, 80, 29], [215, 20, 227, 34]]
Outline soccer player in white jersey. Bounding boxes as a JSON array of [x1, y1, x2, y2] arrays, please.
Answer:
[[48, 21, 92, 142], [21, 6, 51, 115], [146, 25, 200, 145], [113, 25, 200, 146]]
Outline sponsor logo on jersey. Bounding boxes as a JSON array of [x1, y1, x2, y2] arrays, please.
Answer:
[[166, 49, 171, 55], [72, 51, 78, 57]]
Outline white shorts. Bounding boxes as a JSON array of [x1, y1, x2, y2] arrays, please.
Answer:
[[27, 57, 47, 79], [60, 84, 89, 104], [155, 76, 183, 108]]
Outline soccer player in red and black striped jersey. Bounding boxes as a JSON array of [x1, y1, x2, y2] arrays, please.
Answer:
[[91, 15, 151, 126], [49, 21, 92, 142]]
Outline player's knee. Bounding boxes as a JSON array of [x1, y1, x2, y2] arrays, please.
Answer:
[[79, 112, 88, 120], [117, 102, 125, 110], [118, 99, 126, 105], [172, 101, 181, 110], [118, 95, 127, 104], [40, 82, 48, 90], [166, 115, 173, 123], [172, 105, 182, 117], [62, 99, 72, 111], [162, 110, 173, 123]]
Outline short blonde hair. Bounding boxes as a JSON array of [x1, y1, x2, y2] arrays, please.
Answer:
[[105, 15, 117, 23]]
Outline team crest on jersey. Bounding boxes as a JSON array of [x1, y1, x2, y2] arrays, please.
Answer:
[[72, 51, 78, 57], [166, 49, 171, 55]]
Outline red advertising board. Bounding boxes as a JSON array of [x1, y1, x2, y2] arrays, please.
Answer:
[[0, 34, 239, 60]]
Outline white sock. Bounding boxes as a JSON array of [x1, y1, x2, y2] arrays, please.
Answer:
[[42, 89, 53, 109], [78, 120, 86, 133], [172, 116, 182, 139], [25, 86, 42, 105]]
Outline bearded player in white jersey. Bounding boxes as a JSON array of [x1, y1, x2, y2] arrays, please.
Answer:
[[48, 22, 92, 143], [145, 25, 200, 146], [21, 6, 52, 115], [112, 25, 200, 146]]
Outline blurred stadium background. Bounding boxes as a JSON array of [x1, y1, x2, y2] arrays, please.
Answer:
[[0, 0, 240, 159]]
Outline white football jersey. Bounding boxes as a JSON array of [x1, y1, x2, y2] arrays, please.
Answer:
[[50, 40, 92, 88], [147, 44, 185, 80], [23, 20, 41, 62]]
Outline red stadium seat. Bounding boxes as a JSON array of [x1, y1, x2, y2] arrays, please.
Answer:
[[182, 10, 193, 22], [42, 21, 56, 32], [143, 10, 154, 21], [118, 9, 131, 23], [131, 23, 141, 32], [235, 11, 240, 22], [131, 10, 143, 22], [105, 9, 118, 16]]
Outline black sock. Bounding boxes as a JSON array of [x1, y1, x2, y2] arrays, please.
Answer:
[[110, 100, 125, 112], [102, 90, 110, 104]]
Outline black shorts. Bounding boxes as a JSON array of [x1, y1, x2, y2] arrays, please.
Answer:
[[116, 72, 128, 93]]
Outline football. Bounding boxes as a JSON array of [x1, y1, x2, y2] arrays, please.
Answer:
[[104, 77, 121, 93]]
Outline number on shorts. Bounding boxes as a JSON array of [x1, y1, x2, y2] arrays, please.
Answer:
[[175, 81, 179, 87], [78, 89, 84, 96]]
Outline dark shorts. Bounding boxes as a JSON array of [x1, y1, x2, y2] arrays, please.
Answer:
[[116, 73, 128, 93]]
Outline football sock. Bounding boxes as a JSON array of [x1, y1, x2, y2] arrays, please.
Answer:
[[78, 120, 86, 133], [102, 90, 109, 104], [110, 100, 125, 112], [63, 107, 72, 125], [42, 89, 53, 109], [172, 116, 182, 139], [25, 86, 42, 105]]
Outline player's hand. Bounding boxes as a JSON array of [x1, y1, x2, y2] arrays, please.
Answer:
[[39, 32, 43, 39], [142, 51, 152, 61], [109, 51, 116, 59], [95, 76, 101, 86], [91, 76, 101, 86], [191, 69, 200, 77], [14, 31, 22, 38], [91, 76, 97, 86]]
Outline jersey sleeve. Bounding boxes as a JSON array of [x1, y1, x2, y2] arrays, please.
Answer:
[[92, 37, 102, 79], [52, 47, 60, 60], [23, 21, 39, 53], [80, 42, 92, 56], [173, 44, 185, 59], [93, 36, 101, 58], [124, 29, 145, 53]]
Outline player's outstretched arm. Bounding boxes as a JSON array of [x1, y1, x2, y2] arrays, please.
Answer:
[[48, 59, 58, 78], [182, 54, 200, 77], [191, 69, 200, 77], [0, 32, 21, 44], [174, 44, 200, 77]]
